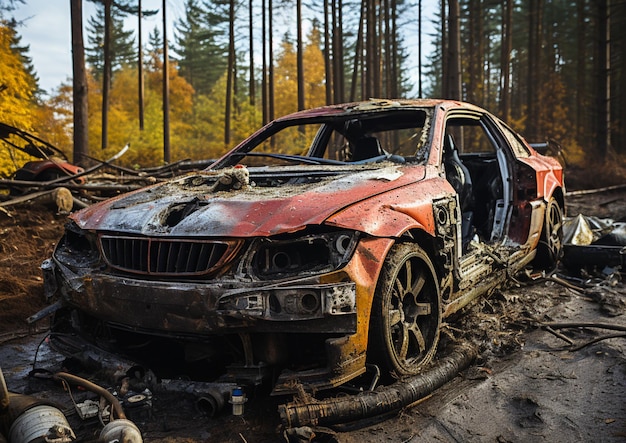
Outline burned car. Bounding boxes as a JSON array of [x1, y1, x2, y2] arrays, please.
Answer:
[[43, 99, 564, 393]]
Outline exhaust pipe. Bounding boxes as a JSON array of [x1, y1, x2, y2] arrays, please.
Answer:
[[158, 379, 236, 417], [278, 341, 477, 428]]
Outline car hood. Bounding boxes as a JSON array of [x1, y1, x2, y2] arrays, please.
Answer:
[[71, 164, 427, 237]]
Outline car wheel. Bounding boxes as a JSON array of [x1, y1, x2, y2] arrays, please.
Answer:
[[369, 243, 441, 379], [534, 197, 564, 271]]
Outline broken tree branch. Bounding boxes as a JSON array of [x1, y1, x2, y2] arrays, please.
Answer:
[[0, 188, 73, 212], [569, 333, 626, 351], [542, 322, 626, 332]]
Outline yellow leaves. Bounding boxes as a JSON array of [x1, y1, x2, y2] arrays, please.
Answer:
[[274, 27, 327, 117], [0, 23, 37, 178], [0, 25, 33, 130]]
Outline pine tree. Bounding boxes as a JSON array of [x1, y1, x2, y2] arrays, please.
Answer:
[[86, 4, 136, 78], [174, 0, 228, 96]]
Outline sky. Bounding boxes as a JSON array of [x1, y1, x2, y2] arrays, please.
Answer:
[[15, 0, 179, 94], [14, 0, 435, 97]]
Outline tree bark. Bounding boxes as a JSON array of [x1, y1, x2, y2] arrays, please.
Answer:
[[526, 0, 542, 140], [324, 0, 332, 104], [500, 0, 512, 121], [162, 0, 170, 163], [225, 0, 235, 146], [297, 0, 304, 111], [101, 0, 112, 150], [446, 0, 462, 100], [248, 0, 255, 106], [70, 0, 89, 165], [595, 0, 610, 160], [268, 0, 275, 121], [261, 0, 267, 124], [138, 0, 144, 130]]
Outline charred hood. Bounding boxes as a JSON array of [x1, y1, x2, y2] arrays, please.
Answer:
[[71, 164, 425, 237]]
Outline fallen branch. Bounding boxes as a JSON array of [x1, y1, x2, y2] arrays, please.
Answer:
[[541, 321, 626, 351], [566, 183, 626, 197], [0, 187, 73, 212], [569, 333, 626, 351], [542, 322, 626, 332]]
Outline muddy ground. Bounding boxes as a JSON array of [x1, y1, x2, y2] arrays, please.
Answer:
[[1, 178, 625, 442]]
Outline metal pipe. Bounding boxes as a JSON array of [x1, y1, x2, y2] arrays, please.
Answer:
[[158, 380, 236, 417], [278, 341, 477, 428], [52, 372, 126, 420]]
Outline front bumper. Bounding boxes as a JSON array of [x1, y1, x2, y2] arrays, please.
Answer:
[[44, 259, 357, 335]]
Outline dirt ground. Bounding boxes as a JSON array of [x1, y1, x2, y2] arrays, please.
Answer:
[[1, 172, 625, 442]]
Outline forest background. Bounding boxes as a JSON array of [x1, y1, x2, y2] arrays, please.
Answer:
[[0, 0, 624, 184]]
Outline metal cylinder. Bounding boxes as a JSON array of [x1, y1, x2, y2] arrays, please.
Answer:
[[99, 419, 142, 443], [8, 405, 75, 443], [195, 388, 226, 418], [229, 387, 247, 416]]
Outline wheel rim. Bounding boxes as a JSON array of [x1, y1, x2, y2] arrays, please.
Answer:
[[539, 201, 563, 269], [387, 253, 439, 370], [544, 201, 563, 263]]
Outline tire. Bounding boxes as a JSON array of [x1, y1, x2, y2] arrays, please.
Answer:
[[533, 197, 564, 271], [368, 243, 441, 379]]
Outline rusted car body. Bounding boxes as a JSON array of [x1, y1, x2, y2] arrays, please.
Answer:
[[43, 99, 564, 393]]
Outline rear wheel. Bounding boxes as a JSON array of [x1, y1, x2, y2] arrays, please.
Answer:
[[369, 243, 441, 379], [534, 197, 563, 271]]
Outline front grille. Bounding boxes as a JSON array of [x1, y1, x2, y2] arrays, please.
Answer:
[[100, 235, 239, 276]]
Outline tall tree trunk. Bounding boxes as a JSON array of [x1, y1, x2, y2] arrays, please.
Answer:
[[101, 0, 112, 150], [335, 0, 344, 102], [526, 0, 542, 140], [440, 0, 447, 97], [261, 0, 267, 124], [467, 0, 484, 105], [418, 0, 422, 97], [383, 0, 391, 96], [596, 0, 610, 159], [446, 0, 462, 100], [350, 0, 365, 101], [618, 0, 626, 154], [70, 0, 89, 165], [324, 0, 332, 104], [296, 0, 304, 111], [225, 0, 235, 146], [500, 0, 512, 121], [332, 0, 340, 102], [576, 0, 585, 143], [268, 0, 275, 121], [373, 2, 381, 97], [138, 0, 144, 130], [390, 0, 398, 98], [248, 0, 255, 106], [365, 0, 378, 97], [162, 0, 170, 163]]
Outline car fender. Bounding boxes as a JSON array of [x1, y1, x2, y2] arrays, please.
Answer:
[[518, 156, 564, 200], [325, 175, 454, 238]]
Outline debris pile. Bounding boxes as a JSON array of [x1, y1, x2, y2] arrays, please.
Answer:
[[0, 122, 213, 214]]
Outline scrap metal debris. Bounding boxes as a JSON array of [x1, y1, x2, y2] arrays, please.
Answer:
[[0, 366, 143, 443], [562, 214, 626, 273]]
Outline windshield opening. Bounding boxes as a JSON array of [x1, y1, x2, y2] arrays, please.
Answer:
[[217, 109, 430, 168]]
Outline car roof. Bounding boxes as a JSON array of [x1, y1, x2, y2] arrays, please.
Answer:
[[273, 99, 485, 122]]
